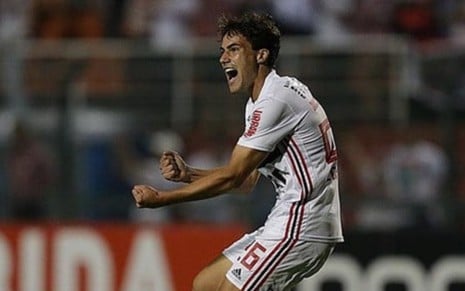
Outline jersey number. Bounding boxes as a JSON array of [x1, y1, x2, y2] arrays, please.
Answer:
[[240, 242, 267, 270], [319, 118, 337, 164]]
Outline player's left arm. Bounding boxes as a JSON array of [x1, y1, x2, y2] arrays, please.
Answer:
[[132, 145, 267, 208]]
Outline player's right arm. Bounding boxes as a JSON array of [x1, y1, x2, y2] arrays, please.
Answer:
[[160, 151, 260, 194]]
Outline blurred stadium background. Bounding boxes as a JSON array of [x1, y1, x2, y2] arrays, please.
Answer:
[[1, 0, 465, 290]]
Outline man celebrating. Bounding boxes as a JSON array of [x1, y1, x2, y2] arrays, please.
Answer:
[[132, 12, 343, 291]]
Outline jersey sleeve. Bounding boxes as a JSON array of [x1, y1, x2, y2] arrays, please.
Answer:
[[238, 98, 297, 152]]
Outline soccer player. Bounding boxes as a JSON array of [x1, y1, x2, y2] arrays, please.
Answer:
[[131, 12, 344, 291]]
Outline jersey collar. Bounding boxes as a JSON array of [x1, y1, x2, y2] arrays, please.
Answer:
[[251, 69, 277, 103]]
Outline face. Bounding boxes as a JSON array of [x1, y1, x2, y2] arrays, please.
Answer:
[[219, 33, 259, 94]]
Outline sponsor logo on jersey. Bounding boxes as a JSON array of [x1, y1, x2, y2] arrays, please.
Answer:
[[244, 109, 262, 137]]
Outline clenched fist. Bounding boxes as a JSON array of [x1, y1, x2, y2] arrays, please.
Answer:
[[132, 185, 165, 208], [160, 151, 189, 182]]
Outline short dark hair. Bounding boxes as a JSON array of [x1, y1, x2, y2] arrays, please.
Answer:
[[218, 12, 281, 67]]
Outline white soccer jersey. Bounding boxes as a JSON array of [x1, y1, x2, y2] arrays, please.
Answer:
[[237, 70, 344, 242]]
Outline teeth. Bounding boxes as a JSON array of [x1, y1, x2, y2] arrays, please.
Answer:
[[224, 68, 238, 81]]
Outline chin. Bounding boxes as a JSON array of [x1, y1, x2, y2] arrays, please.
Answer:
[[228, 86, 240, 94]]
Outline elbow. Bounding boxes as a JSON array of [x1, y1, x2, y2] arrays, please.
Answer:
[[220, 165, 255, 192], [229, 174, 247, 189], [224, 171, 248, 190], [236, 183, 254, 195]]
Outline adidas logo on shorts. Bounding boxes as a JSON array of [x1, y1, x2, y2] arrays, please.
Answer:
[[231, 268, 242, 280]]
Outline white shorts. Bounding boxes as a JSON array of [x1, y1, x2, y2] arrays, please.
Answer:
[[223, 230, 335, 290]]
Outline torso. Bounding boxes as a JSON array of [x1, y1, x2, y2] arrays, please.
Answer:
[[238, 70, 344, 242]]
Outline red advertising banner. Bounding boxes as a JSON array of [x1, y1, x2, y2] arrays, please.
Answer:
[[3, 225, 465, 291], [0, 223, 245, 291]]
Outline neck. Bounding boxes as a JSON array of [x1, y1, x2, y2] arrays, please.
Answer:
[[251, 66, 272, 102]]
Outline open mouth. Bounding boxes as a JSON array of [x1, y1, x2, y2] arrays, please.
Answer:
[[224, 68, 238, 82]]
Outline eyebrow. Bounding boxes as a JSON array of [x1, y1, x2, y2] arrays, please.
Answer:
[[220, 43, 241, 51]]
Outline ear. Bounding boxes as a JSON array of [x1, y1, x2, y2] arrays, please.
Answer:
[[256, 49, 270, 65]]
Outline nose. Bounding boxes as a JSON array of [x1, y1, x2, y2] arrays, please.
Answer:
[[219, 51, 229, 65]]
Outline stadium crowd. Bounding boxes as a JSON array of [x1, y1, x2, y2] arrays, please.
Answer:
[[1, 0, 465, 233], [1, 0, 464, 44]]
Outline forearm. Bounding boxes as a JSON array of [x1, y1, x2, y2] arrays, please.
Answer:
[[185, 166, 220, 183], [161, 167, 244, 205], [134, 145, 268, 209], [187, 166, 259, 193]]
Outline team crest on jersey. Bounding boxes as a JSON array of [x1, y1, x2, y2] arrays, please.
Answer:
[[244, 109, 262, 137]]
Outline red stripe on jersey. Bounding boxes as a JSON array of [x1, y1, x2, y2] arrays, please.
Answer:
[[290, 137, 314, 195], [242, 203, 298, 290], [244, 137, 312, 289]]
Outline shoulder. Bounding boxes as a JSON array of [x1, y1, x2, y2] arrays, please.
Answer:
[[271, 72, 310, 96], [263, 74, 311, 109]]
